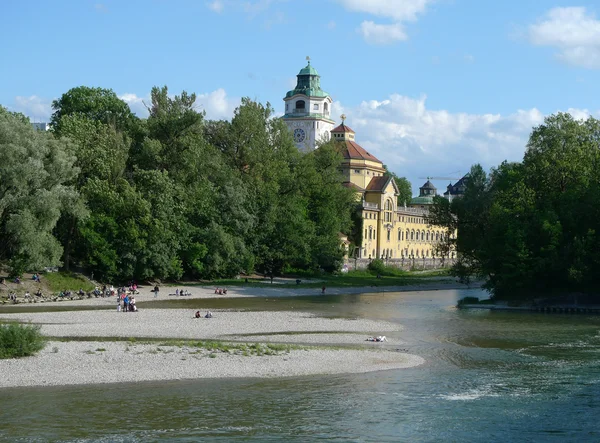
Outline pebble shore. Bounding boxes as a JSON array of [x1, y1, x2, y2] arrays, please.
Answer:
[[0, 308, 423, 388]]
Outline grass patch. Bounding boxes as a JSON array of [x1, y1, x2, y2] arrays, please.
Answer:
[[0, 323, 46, 359], [44, 272, 94, 292]]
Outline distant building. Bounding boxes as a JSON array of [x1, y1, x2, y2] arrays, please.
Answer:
[[31, 122, 50, 131], [443, 176, 469, 201], [282, 59, 455, 262]]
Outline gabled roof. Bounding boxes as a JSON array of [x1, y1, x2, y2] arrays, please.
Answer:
[[331, 122, 355, 133], [365, 175, 400, 194], [340, 141, 382, 163]]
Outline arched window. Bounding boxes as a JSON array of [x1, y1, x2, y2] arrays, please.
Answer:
[[426, 232, 430, 241], [405, 230, 409, 241], [416, 250, 420, 258], [364, 229, 367, 240], [411, 230, 415, 240], [398, 230, 402, 241], [421, 230, 425, 242], [426, 250, 429, 257], [296, 100, 305, 110], [436, 232, 439, 241], [387, 230, 391, 241], [324, 102, 329, 114], [416, 231, 420, 241]]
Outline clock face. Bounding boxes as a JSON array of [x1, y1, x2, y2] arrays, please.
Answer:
[[294, 128, 306, 143]]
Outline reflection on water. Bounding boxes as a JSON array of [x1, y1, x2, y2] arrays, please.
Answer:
[[1, 288, 599, 442]]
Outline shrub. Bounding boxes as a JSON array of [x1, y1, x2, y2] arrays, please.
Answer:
[[367, 259, 386, 275], [0, 323, 46, 359]]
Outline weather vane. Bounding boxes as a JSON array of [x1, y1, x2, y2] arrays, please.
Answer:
[[306, 55, 310, 63], [341, 114, 346, 123]]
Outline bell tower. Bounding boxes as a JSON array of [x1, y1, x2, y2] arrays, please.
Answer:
[[283, 57, 335, 151]]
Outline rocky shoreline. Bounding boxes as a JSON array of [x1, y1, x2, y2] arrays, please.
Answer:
[[0, 308, 423, 388]]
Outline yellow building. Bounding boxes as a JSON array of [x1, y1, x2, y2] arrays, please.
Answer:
[[282, 59, 453, 267], [332, 120, 449, 263]]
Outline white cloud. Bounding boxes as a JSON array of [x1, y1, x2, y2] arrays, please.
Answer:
[[335, 0, 432, 44], [11, 96, 53, 122], [359, 21, 407, 44], [119, 93, 148, 117], [334, 0, 430, 21], [333, 93, 598, 188], [196, 88, 239, 120], [207, 0, 224, 13], [528, 7, 600, 69]]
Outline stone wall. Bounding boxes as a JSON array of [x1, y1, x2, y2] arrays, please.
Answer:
[[344, 257, 455, 272]]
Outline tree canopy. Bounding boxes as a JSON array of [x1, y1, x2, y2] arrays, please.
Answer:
[[429, 113, 600, 300], [1, 88, 357, 282]]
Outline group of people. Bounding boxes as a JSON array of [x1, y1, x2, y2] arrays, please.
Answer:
[[195, 310, 213, 318], [366, 336, 387, 342], [172, 289, 191, 296], [118, 294, 138, 312], [214, 288, 227, 295]]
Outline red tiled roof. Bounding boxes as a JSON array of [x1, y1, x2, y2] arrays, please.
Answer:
[[331, 123, 355, 133], [366, 176, 392, 192], [341, 140, 382, 163]]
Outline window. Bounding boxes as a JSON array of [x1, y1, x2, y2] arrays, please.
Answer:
[[426, 232, 430, 241], [369, 229, 372, 240], [422, 231, 425, 241], [324, 102, 329, 113], [314, 104, 319, 110], [296, 100, 305, 109], [374, 231, 376, 240], [364, 229, 367, 239], [354, 169, 361, 174], [286, 103, 289, 111], [384, 199, 393, 223], [398, 230, 401, 241], [411, 230, 415, 240], [387, 230, 391, 241]]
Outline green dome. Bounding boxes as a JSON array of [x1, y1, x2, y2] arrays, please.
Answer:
[[298, 63, 319, 76], [410, 196, 435, 205], [285, 61, 330, 98]]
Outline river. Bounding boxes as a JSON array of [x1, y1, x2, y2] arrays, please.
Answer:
[[1, 288, 598, 442]]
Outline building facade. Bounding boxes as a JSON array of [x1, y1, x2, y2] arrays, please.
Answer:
[[284, 60, 454, 265], [282, 59, 334, 151]]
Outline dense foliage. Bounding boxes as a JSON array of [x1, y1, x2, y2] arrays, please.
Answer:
[[2, 87, 356, 281], [0, 323, 46, 359], [429, 113, 600, 299]]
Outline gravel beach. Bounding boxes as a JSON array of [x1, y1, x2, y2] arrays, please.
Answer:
[[0, 309, 423, 388]]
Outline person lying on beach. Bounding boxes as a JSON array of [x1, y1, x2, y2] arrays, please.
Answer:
[[366, 336, 387, 342]]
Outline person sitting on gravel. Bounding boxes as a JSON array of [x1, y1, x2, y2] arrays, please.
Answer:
[[130, 296, 137, 312], [24, 291, 31, 299], [195, 311, 201, 318], [205, 311, 213, 318], [222, 288, 227, 295], [35, 289, 42, 297]]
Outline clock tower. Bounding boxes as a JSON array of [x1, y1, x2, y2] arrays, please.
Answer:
[[283, 57, 335, 151]]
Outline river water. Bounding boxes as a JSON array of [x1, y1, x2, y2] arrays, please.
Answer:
[[1, 288, 599, 442]]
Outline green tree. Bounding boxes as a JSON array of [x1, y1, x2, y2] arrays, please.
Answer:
[[0, 106, 82, 275], [51, 86, 136, 135]]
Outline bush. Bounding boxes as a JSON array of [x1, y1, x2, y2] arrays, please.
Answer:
[[367, 259, 386, 275], [0, 323, 46, 359]]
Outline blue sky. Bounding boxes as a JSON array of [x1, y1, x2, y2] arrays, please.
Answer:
[[2, 0, 600, 191]]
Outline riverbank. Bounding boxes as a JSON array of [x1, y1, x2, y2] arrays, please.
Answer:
[[1, 278, 480, 308], [0, 309, 423, 388]]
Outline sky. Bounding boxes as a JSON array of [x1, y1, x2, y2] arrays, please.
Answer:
[[2, 0, 600, 192]]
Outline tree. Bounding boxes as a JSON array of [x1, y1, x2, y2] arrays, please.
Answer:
[[429, 113, 600, 300], [51, 86, 136, 135], [0, 106, 82, 275]]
